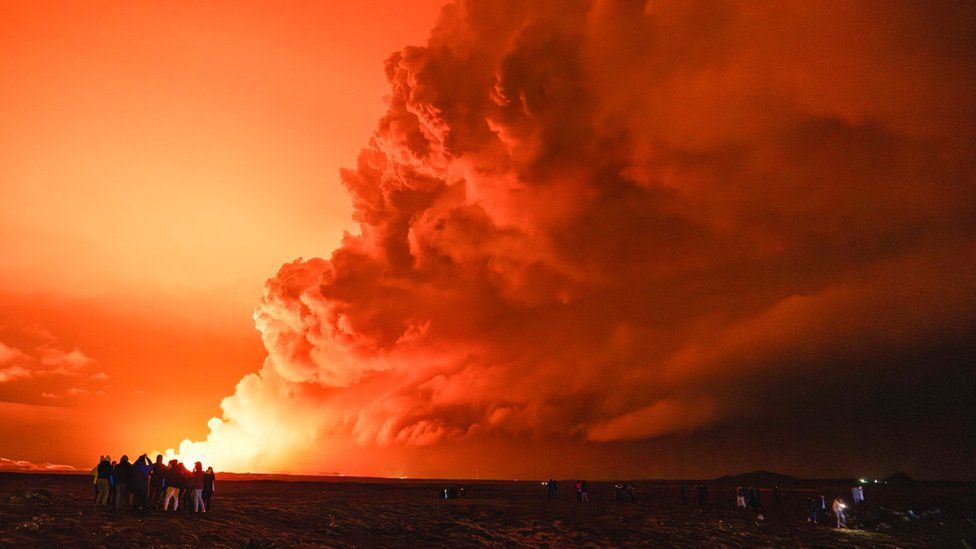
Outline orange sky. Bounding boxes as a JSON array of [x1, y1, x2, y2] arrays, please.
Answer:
[[0, 0, 444, 467], [2, 1, 974, 481]]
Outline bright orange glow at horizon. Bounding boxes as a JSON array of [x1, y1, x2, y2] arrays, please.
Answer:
[[0, 0, 445, 473]]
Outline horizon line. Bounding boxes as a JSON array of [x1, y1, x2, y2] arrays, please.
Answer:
[[1, 469, 971, 484]]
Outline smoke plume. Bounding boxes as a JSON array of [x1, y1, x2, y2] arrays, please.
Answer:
[[167, 0, 976, 478]]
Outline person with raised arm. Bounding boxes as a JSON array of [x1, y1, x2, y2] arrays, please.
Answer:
[[131, 454, 152, 513]]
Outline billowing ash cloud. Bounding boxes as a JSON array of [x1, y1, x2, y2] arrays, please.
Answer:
[[170, 1, 976, 477]]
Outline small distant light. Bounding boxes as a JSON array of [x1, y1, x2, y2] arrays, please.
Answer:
[[874, 479, 880, 483], [859, 478, 867, 484]]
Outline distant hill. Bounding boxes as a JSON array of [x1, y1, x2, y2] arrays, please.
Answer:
[[713, 470, 798, 485], [885, 472, 914, 483]]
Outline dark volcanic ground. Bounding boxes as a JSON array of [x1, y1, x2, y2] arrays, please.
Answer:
[[1, 473, 974, 547]]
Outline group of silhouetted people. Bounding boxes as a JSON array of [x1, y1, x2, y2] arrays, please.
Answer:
[[440, 486, 465, 499], [92, 454, 215, 513], [575, 480, 589, 502], [735, 486, 763, 513], [545, 479, 632, 503], [809, 490, 863, 528], [679, 482, 710, 506], [614, 483, 637, 503], [676, 481, 864, 528]]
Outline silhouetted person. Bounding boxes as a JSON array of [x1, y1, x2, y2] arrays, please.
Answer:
[[131, 454, 152, 513], [752, 486, 766, 520], [203, 467, 216, 511], [614, 483, 636, 503], [546, 479, 558, 500], [113, 455, 132, 510], [807, 497, 820, 524], [95, 455, 112, 506], [580, 480, 589, 503], [576, 480, 583, 502], [163, 460, 182, 511], [809, 494, 826, 524], [680, 482, 689, 505], [190, 462, 206, 512], [178, 462, 192, 512], [149, 454, 166, 509], [109, 460, 118, 504], [749, 485, 761, 511], [735, 486, 746, 508], [832, 497, 848, 528], [91, 455, 103, 502], [697, 484, 708, 505]]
